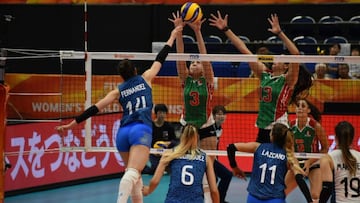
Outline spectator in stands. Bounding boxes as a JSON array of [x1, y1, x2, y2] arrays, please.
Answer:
[[338, 63, 352, 79], [324, 43, 341, 78], [313, 63, 330, 79], [349, 47, 360, 79], [209, 11, 313, 143], [143, 104, 177, 175]]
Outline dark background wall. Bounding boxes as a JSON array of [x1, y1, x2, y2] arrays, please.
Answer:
[[0, 3, 359, 73], [1, 3, 360, 50]]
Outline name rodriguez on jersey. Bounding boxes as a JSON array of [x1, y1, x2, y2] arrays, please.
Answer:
[[178, 154, 206, 162]]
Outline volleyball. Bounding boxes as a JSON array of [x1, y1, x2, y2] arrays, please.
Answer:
[[153, 141, 169, 149], [180, 2, 203, 23]]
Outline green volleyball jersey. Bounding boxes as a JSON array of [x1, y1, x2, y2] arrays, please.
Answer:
[[256, 72, 293, 129], [182, 76, 213, 129], [290, 117, 319, 153]]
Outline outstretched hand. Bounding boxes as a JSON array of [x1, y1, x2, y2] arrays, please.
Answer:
[[209, 10, 228, 31], [187, 18, 206, 32], [267, 13, 282, 35], [168, 11, 185, 28], [232, 167, 247, 180], [55, 122, 74, 134], [142, 185, 151, 196]]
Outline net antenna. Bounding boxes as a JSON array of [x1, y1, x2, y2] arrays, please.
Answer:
[[83, 0, 92, 151]]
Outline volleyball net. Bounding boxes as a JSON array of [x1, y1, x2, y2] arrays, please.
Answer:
[[3, 49, 360, 160]]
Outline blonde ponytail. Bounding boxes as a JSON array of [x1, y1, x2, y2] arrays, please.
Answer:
[[284, 130, 303, 173], [162, 124, 201, 163]]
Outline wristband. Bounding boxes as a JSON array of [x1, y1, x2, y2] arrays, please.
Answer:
[[227, 143, 238, 168], [276, 30, 283, 35], [155, 44, 171, 65], [221, 26, 230, 32], [75, 105, 99, 124]]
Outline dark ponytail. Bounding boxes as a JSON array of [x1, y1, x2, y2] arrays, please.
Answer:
[[291, 64, 313, 104]]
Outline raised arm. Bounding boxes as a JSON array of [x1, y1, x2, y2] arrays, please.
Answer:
[[55, 88, 119, 133], [169, 11, 188, 82], [267, 14, 300, 56], [267, 13, 300, 88], [188, 19, 214, 84], [209, 10, 266, 78], [142, 25, 183, 84]]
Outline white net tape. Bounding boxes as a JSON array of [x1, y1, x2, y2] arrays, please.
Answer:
[[56, 50, 360, 64]]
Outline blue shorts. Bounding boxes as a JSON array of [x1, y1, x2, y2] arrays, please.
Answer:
[[247, 194, 285, 203], [116, 122, 152, 152]]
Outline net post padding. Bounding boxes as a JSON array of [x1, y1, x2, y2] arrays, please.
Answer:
[[0, 84, 10, 202]]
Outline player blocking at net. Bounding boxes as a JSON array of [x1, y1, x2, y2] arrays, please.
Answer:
[[55, 25, 183, 203]]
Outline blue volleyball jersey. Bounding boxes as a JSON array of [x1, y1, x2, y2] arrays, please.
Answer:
[[165, 150, 207, 203], [118, 76, 153, 127], [247, 143, 288, 200]]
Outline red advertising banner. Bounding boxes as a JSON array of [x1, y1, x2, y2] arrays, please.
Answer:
[[5, 115, 126, 192], [5, 112, 360, 192]]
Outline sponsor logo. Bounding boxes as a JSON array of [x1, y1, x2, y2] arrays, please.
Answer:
[[189, 54, 200, 60], [257, 55, 274, 62]]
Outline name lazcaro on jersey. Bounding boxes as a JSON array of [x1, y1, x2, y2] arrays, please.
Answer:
[[261, 149, 286, 160]]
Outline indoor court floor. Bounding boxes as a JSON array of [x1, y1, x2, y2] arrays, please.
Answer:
[[4, 174, 318, 203]]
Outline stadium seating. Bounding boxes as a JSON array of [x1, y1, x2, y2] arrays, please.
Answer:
[[225, 35, 251, 43], [319, 15, 343, 23], [349, 16, 360, 41], [318, 15, 344, 38], [287, 15, 316, 37], [204, 35, 223, 43], [182, 35, 195, 43], [293, 36, 318, 45], [290, 16, 316, 24], [266, 36, 282, 43], [323, 36, 348, 44]]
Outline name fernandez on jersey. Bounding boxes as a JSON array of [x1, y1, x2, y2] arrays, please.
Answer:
[[120, 83, 146, 97], [261, 149, 286, 160]]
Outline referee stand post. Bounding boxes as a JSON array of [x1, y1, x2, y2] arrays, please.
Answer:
[[0, 83, 10, 203]]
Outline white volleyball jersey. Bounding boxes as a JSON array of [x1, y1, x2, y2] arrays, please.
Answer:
[[329, 149, 360, 203]]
